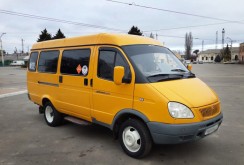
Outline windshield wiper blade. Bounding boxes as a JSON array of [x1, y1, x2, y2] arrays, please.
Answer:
[[147, 74, 183, 82], [171, 68, 186, 72], [147, 74, 170, 78], [184, 72, 196, 78]]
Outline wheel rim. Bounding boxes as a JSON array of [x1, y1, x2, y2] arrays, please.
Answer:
[[45, 106, 54, 123], [122, 126, 141, 152]]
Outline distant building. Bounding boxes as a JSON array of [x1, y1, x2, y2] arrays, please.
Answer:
[[239, 43, 244, 63], [198, 47, 240, 63], [3, 53, 29, 61], [230, 47, 239, 61], [180, 54, 186, 59], [172, 50, 184, 59], [198, 49, 219, 63]]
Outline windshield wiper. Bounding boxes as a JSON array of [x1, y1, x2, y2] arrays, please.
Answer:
[[184, 72, 196, 78], [171, 69, 196, 78], [171, 68, 186, 72], [147, 74, 183, 82]]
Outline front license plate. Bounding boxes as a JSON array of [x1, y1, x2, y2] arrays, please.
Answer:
[[205, 124, 219, 135]]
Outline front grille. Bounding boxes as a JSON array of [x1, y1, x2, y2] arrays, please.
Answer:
[[199, 103, 220, 118]]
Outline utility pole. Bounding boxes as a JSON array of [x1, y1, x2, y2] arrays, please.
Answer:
[[222, 28, 225, 49], [21, 38, 24, 54], [202, 40, 204, 52], [15, 47, 18, 60], [215, 31, 218, 50], [0, 33, 6, 66], [226, 37, 236, 61]]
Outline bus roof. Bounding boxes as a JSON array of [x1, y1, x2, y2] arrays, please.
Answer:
[[31, 33, 162, 50]]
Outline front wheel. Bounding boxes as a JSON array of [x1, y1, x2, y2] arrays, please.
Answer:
[[44, 101, 63, 127], [119, 118, 152, 158]]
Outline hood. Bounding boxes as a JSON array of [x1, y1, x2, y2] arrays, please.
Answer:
[[150, 78, 218, 108]]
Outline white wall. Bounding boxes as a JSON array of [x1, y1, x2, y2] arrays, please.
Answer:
[[198, 54, 216, 62]]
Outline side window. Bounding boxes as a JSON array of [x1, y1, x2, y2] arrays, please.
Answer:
[[38, 50, 59, 73], [28, 52, 38, 71], [115, 53, 131, 81], [98, 51, 116, 81], [98, 49, 131, 82], [61, 49, 91, 76]]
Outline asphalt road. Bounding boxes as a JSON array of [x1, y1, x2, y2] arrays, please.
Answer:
[[0, 64, 244, 165], [0, 67, 26, 94]]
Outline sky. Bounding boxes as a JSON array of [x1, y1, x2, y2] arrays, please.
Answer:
[[0, 0, 243, 54]]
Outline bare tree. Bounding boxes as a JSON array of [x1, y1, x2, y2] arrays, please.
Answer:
[[149, 33, 154, 39], [185, 32, 193, 60]]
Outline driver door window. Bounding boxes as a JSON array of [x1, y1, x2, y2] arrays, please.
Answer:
[[98, 50, 131, 82]]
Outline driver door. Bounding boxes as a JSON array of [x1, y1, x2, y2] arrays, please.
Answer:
[[91, 46, 135, 125]]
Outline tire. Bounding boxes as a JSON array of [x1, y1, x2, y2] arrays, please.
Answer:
[[39, 106, 44, 114], [43, 101, 63, 127], [119, 118, 152, 158]]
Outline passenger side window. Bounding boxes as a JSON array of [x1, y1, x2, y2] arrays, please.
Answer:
[[28, 52, 38, 71], [98, 49, 131, 82], [38, 50, 59, 73], [61, 49, 91, 76]]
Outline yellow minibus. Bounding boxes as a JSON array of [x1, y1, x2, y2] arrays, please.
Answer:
[[27, 33, 223, 158]]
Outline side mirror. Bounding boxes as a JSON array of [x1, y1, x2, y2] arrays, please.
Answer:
[[187, 64, 192, 71], [114, 66, 124, 85]]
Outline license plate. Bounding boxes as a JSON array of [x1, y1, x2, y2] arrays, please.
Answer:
[[205, 124, 219, 135]]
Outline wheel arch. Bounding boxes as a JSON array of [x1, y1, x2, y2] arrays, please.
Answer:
[[111, 109, 150, 139], [41, 95, 52, 106]]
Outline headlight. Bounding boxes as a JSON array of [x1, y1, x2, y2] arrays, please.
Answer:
[[168, 102, 194, 118]]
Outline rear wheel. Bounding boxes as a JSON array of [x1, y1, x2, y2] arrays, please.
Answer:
[[119, 118, 152, 158], [44, 101, 63, 127]]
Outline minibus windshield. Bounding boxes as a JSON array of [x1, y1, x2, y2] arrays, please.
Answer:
[[122, 45, 195, 82]]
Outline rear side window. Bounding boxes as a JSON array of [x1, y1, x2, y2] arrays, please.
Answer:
[[98, 50, 131, 81], [61, 49, 91, 76], [38, 50, 59, 73], [28, 52, 38, 71]]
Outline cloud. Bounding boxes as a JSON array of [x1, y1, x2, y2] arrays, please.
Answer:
[[0, 0, 243, 53]]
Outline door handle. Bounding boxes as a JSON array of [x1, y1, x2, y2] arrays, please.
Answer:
[[84, 78, 88, 86], [96, 90, 110, 95]]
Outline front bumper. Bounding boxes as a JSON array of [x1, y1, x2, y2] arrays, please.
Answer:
[[147, 113, 223, 144]]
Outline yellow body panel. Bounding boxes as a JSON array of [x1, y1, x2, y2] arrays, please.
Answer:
[[27, 33, 221, 127], [31, 33, 162, 50], [133, 84, 174, 123], [150, 78, 218, 108]]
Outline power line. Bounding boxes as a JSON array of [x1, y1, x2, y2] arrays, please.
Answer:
[[1, 8, 242, 37], [156, 34, 185, 39], [0, 9, 125, 32], [106, 0, 244, 24], [143, 22, 231, 32], [155, 33, 224, 43]]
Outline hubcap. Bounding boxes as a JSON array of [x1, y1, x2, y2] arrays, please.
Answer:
[[122, 126, 141, 152], [45, 106, 54, 123]]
